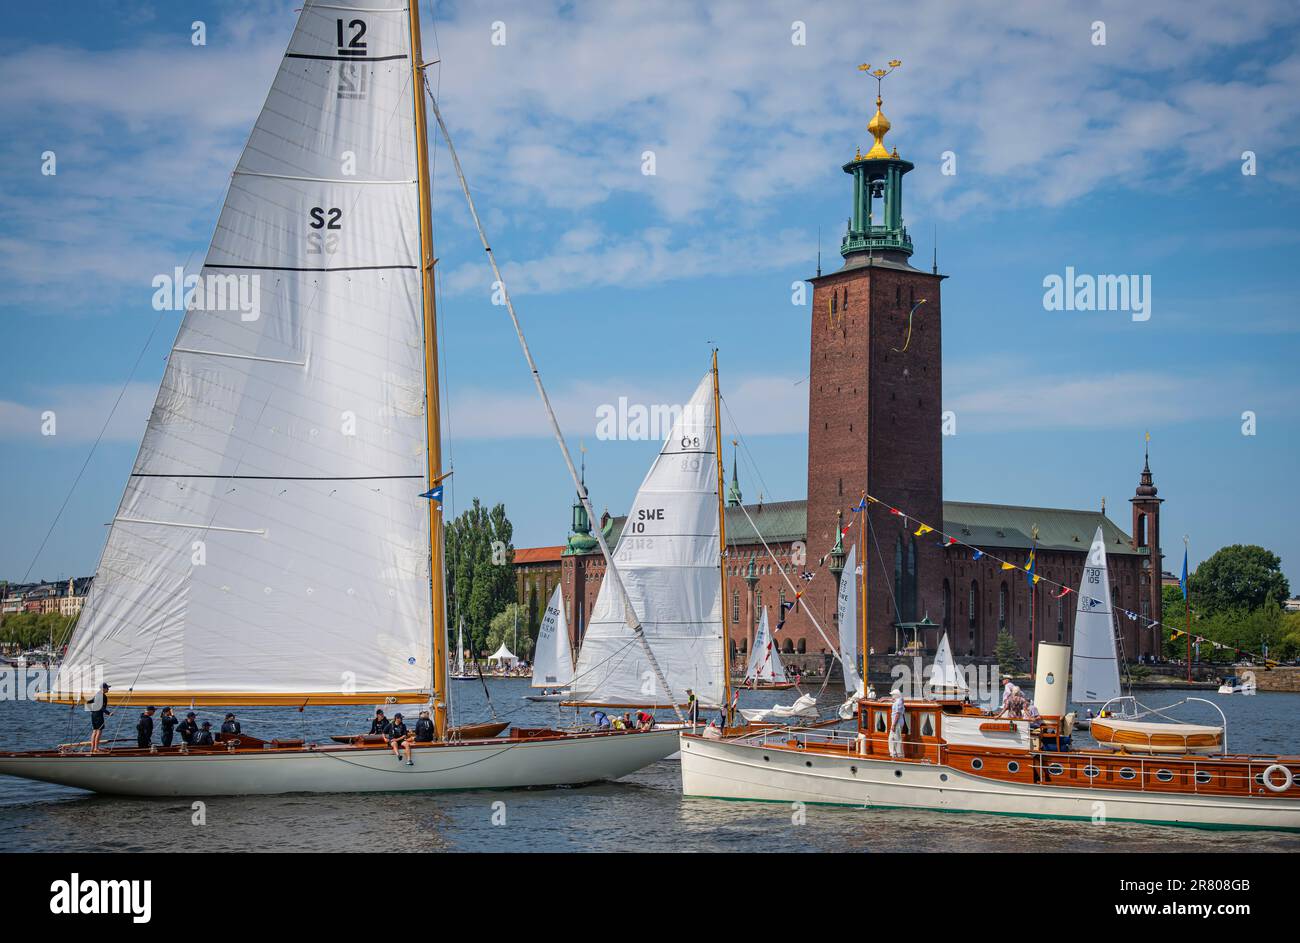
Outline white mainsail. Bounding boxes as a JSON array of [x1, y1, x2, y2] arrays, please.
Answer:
[[1070, 526, 1123, 705], [837, 543, 863, 695], [741, 608, 787, 685], [927, 632, 969, 696], [570, 373, 725, 708], [532, 584, 574, 688], [55, 0, 431, 701]]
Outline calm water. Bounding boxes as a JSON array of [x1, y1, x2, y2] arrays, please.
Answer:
[[1, 678, 1297, 852]]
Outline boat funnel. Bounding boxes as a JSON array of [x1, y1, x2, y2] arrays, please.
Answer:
[[1034, 642, 1070, 718]]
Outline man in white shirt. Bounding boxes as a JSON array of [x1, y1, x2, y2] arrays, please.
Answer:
[[1000, 676, 1022, 709], [888, 688, 906, 759]]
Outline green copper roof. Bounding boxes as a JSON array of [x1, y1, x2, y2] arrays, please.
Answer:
[[560, 499, 1137, 557]]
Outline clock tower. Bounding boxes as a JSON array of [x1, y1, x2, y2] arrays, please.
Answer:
[[804, 62, 946, 661]]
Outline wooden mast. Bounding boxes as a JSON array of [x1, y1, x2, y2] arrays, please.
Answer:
[[859, 491, 868, 692], [408, 3, 449, 739], [712, 350, 733, 725]]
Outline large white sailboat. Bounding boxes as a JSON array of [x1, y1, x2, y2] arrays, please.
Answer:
[[0, 0, 683, 796]]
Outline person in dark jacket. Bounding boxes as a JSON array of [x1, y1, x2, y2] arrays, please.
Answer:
[[177, 711, 198, 745], [387, 713, 415, 764], [88, 682, 112, 753], [135, 706, 156, 749], [220, 712, 241, 735], [368, 709, 391, 736], [192, 721, 215, 747], [413, 710, 435, 743], [158, 707, 178, 747]]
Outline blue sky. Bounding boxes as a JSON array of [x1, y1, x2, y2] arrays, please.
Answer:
[[2, 0, 1298, 587]]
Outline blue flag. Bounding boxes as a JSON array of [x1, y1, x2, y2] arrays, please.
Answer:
[[1180, 546, 1188, 599], [420, 486, 444, 503]]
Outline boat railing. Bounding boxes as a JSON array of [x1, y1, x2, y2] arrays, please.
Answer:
[[733, 726, 947, 763], [1098, 695, 1229, 752]]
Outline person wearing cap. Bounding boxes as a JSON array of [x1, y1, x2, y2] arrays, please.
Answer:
[[888, 686, 906, 759], [177, 711, 198, 745], [999, 676, 1023, 714], [159, 707, 179, 748], [87, 682, 112, 753], [136, 706, 156, 749], [413, 710, 435, 744], [220, 712, 241, 735], [368, 709, 392, 737], [590, 709, 611, 730], [192, 721, 215, 747], [386, 712, 415, 764]]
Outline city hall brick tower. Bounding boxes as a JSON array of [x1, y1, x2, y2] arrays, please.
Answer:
[[805, 63, 945, 659]]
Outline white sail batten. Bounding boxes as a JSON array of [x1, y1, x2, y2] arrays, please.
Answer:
[[1070, 526, 1123, 705], [532, 584, 574, 689], [742, 608, 787, 684], [837, 543, 862, 695], [55, 0, 432, 701], [570, 374, 725, 709]]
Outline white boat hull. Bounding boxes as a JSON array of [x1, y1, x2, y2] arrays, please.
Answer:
[[678, 735, 1300, 831], [0, 730, 680, 797]]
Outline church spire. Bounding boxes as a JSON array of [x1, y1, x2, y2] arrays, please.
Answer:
[[726, 439, 743, 507], [1136, 431, 1158, 497]]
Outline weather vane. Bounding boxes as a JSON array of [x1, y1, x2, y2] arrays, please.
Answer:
[[858, 59, 902, 99]]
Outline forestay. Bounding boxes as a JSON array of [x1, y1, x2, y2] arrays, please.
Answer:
[[570, 373, 725, 708], [532, 584, 574, 688], [1070, 526, 1123, 705], [54, 0, 432, 702]]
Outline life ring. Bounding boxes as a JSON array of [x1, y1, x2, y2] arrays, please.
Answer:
[[1261, 764, 1293, 793]]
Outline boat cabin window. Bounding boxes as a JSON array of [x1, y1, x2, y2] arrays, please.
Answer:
[[920, 712, 936, 737], [873, 709, 887, 734]]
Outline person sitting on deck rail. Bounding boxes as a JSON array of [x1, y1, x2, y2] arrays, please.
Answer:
[[136, 706, 155, 749], [221, 713, 241, 735], [413, 710, 435, 744], [159, 707, 178, 748], [635, 710, 655, 732], [888, 687, 906, 759], [387, 713, 415, 765], [192, 721, 215, 747], [590, 710, 611, 730], [87, 682, 112, 753], [177, 711, 198, 745], [369, 709, 392, 736]]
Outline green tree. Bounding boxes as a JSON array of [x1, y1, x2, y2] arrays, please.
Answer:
[[486, 602, 532, 660], [0, 611, 75, 650], [445, 499, 516, 656], [994, 629, 1022, 674], [1190, 545, 1289, 615]]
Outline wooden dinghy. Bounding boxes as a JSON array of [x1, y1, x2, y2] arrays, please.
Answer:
[[1090, 717, 1224, 755]]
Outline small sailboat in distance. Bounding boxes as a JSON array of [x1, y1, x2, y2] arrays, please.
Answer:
[[525, 584, 573, 702], [451, 619, 476, 681], [739, 609, 794, 691]]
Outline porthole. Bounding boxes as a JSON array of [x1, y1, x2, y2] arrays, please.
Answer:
[[1253, 773, 1265, 786], [1119, 767, 1136, 781], [805, 760, 812, 767], [971, 758, 984, 771], [1155, 769, 1174, 783], [763, 756, 770, 762], [939, 773, 948, 782], [1084, 764, 1100, 779], [1007, 761, 1020, 774], [894, 770, 903, 777], [1047, 763, 1064, 777], [850, 766, 857, 774], [1194, 770, 1211, 785]]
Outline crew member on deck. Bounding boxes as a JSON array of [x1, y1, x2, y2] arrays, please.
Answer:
[[387, 713, 415, 765], [999, 676, 1024, 716], [177, 711, 198, 745], [221, 713, 241, 735], [136, 706, 155, 749], [413, 710, 435, 744], [159, 707, 178, 748], [686, 688, 698, 725], [369, 709, 392, 736], [591, 709, 611, 730], [88, 683, 111, 753], [888, 687, 906, 759], [193, 721, 215, 747]]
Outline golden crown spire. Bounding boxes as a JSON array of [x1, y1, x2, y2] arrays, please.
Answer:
[[857, 59, 902, 160]]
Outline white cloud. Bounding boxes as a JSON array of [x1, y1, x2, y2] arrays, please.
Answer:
[[0, 383, 156, 444]]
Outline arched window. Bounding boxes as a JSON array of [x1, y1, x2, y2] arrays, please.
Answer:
[[797, 638, 807, 654], [907, 536, 918, 623], [968, 580, 980, 654], [782, 639, 795, 654], [731, 590, 740, 624], [999, 582, 1008, 631]]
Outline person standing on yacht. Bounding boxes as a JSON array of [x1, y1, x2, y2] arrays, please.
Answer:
[[888, 688, 906, 759]]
